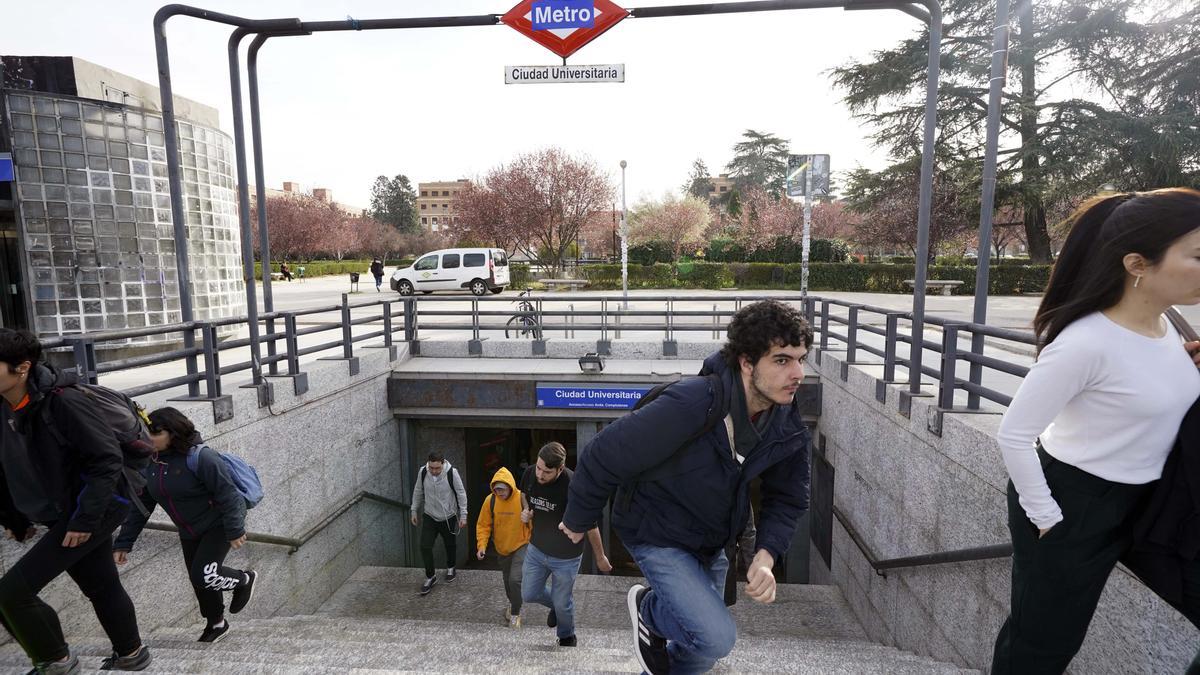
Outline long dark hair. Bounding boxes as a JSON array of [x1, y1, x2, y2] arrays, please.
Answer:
[[1034, 188, 1200, 352], [147, 407, 197, 454]]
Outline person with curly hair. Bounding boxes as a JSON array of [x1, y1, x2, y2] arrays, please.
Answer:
[[560, 299, 813, 674]]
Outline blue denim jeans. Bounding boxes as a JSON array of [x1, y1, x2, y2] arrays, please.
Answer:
[[627, 543, 735, 674], [521, 543, 582, 640]]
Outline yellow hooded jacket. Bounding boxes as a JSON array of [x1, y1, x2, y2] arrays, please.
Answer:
[[476, 467, 531, 556]]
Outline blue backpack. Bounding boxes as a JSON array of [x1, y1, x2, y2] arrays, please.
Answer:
[[186, 446, 264, 509]]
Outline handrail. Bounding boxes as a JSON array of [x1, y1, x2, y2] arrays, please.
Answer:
[[832, 505, 1011, 577], [141, 491, 407, 555]]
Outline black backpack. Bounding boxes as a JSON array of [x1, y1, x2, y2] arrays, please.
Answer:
[[41, 384, 155, 515], [616, 372, 728, 511]]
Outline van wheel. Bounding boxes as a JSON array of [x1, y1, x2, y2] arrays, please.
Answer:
[[398, 280, 414, 296], [489, 287, 503, 295], [470, 279, 488, 296]]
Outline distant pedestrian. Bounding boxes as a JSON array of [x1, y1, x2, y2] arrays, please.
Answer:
[[520, 442, 612, 648], [476, 467, 531, 628], [411, 451, 467, 596], [991, 188, 1200, 673], [279, 262, 293, 282], [113, 407, 257, 644], [0, 328, 152, 673], [370, 259, 385, 292]]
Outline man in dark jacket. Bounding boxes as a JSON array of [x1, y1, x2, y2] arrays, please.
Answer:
[[560, 300, 813, 675], [0, 328, 151, 673]]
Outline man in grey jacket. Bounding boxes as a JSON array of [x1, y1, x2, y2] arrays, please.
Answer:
[[410, 451, 468, 595]]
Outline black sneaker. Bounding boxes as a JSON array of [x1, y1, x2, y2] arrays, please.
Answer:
[[445, 569, 457, 583], [230, 570, 257, 614], [33, 654, 79, 675], [420, 575, 438, 596], [558, 635, 577, 647], [628, 585, 669, 675], [99, 646, 151, 671], [198, 620, 230, 643], [547, 608, 557, 628]]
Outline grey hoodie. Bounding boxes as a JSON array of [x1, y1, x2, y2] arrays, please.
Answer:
[[411, 460, 468, 523]]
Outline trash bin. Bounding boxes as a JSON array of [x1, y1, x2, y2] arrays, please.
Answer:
[[349, 272, 360, 283], [297, 266, 306, 280]]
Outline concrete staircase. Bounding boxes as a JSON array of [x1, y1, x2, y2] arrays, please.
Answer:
[[0, 567, 977, 673]]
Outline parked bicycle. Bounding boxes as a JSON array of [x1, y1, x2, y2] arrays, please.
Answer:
[[505, 289, 542, 339]]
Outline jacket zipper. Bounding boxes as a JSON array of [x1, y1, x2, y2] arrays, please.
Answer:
[[159, 461, 196, 537]]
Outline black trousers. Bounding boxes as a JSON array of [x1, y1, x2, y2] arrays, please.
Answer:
[[991, 449, 1153, 674], [420, 514, 457, 578], [499, 544, 526, 615], [180, 526, 246, 624], [0, 504, 141, 663]]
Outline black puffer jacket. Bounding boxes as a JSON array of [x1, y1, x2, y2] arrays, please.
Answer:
[[0, 364, 126, 535], [113, 436, 246, 550]]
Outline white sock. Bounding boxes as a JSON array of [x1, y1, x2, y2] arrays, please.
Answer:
[[211, 619, 226, 629], [447, 567, 455, 574]]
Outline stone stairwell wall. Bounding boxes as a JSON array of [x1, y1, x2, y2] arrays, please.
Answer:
[[811, 348, 1199, 673], [0, 345, 408, 644]]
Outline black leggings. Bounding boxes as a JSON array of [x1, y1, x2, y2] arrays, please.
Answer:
[[180, 527, 247, 623], [420, 514, 457, 578], [0, 504, 141, 663]]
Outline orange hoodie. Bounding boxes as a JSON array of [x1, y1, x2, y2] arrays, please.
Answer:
[[476, 467, 531, 556]]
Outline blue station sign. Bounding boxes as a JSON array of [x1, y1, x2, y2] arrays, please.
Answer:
[[536, 382, 654, 410], [531, 0, 596, 30], [0, 153, 13, 182]]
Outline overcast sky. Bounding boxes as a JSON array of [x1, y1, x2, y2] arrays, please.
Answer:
[[2, 0, 921, 210]]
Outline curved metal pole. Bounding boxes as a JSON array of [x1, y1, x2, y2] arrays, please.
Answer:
[[227, 27, 263, 386], [968, 0, 1011, 409], [248, 33, 278, 375], [153, 5, 302, 396], [907, 0, 942, 395]]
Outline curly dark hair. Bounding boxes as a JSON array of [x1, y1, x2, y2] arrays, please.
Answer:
[[0, 328, 41, 373], [720, 300, 813, 369]]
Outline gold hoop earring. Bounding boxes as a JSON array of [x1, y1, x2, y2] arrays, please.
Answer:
[[1134, 275, 1142, 289]]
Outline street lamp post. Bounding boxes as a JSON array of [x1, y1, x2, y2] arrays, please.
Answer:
[[619, 160, 628, 310]]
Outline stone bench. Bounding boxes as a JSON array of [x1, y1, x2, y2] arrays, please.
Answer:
[[269, 272, 285, 281], [541, 278, 589, 291], [905, 279, 964, 296]]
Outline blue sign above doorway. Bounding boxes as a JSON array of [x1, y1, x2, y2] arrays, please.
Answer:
[[536, 382, 654, 410]]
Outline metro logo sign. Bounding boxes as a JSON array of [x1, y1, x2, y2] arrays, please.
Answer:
[[532, 0, 595, 30], [503, 0, 627, 59]]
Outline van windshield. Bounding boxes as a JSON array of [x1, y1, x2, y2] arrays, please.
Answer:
[[491, 251, 508, 267]]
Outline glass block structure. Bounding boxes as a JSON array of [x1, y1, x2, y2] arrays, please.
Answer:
[[0, 57, 245, 342]]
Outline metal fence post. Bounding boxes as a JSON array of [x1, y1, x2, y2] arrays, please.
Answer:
[[69, 338, 98, 385], [713, 304, 720, 340], [200, 323, 221, 398], [939, 324, 962, 410], [284, 313, 301, 375], [265, 317, 279, 375], [567, 304, 574, 339], [665, 298, 673, 342], [804, 296, 816, 331], [471, 298, 480, 342], [847, 305, 861, 363], [883, 313, 901, 383], [819, 300, 831, 352], [382, 301, 393, 347], [341, 293, 354, 359], [403, 298, 417, 342]]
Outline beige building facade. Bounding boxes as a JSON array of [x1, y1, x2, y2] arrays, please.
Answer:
[[247, 181, 365, 216], [707, 173, 735, 201], [417, 179, 469, 232]]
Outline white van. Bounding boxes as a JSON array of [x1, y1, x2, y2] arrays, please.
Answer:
[[390, 248, 511, 296]]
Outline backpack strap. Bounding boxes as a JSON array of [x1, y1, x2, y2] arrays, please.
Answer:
[[1167, 307, 1198, 342], [618, 373, 727, 511]]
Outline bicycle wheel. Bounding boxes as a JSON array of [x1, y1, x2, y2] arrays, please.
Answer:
[[506, 315, 535, 339]]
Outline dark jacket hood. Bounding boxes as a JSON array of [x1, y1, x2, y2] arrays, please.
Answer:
[[27, 364, 77, 405]]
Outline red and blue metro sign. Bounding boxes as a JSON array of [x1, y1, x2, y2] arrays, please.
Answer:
[[502, 0, 628, 59]]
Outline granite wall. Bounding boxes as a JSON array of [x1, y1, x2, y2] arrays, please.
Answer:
[[0, 345, 406, 643], [813, 347, 1199, 672]]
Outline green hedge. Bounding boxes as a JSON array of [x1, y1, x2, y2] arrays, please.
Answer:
[[577, 262, 1049, 294], [509, 263, 532, 289]]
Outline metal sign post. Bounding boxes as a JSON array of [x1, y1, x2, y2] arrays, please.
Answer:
[[788, 154, 830, 298]]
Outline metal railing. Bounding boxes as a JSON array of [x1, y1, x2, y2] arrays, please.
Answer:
[[833, 506, 1012, 577], [141, 491, 408, 554], [38, 293, 1038, 427]]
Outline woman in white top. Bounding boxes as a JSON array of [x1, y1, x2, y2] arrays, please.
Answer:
[[991, 188, 1200, 674]]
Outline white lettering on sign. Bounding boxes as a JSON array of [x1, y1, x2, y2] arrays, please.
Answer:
[[505, 64, 625, 84], [532, 5, 593, 24]]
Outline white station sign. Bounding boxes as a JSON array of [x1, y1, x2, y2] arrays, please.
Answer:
[[505, 64, 625, 84]]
